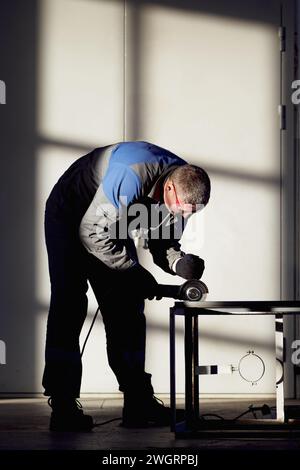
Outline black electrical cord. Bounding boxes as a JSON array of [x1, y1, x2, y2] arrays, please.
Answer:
[[80, 306, 100, 358], [80, 306, 123, 427], [200, 413, 225, 420], [200, 404, 272, 422], [232, 405, 257, 421], [93, 417, 122, 427], [233, 404, 271, 421]]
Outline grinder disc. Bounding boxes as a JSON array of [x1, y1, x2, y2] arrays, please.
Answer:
[[180, 279, 209, 302]]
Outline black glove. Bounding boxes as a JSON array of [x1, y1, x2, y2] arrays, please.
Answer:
[[128, 264, 161, 300], [175, 254, 205, 280]]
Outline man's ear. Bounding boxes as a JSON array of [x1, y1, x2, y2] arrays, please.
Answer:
[[165, 179, 173, 192]]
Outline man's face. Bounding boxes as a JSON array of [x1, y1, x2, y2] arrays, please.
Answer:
[[163, 179, 197, 219]]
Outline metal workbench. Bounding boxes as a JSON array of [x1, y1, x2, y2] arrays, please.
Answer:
[[170, 301, 300, 437]]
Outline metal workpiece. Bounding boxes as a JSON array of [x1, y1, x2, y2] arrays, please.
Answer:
[[176, 300, 300, 312]]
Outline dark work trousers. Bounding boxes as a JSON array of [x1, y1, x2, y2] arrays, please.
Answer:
[[42, 172, 148, 398]]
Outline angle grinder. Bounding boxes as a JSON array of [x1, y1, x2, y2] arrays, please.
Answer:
[[156, 279, 208, 301]]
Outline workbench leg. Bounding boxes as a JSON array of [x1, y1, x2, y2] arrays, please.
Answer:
[[170, 308, 176, 432], [193, 315, 199, 421], [275, 313, 285, 422], [185, 313, 194, 430]]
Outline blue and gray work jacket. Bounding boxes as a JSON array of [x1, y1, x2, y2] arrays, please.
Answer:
[[61, 141, 188, 273]]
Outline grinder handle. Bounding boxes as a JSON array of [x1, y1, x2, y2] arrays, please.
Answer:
[[156, 284, 182, 300]]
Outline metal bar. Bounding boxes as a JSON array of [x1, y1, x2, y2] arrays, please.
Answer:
[[193, 315, 199, 420], [275, 313, 285, 422], [188, 308, 289, 316], [170, 307, 176, 432], [178, 308, 300, 316], [195, 365, 233, 375], [174, 300, 300, 310], [184, 312, 194, 431]]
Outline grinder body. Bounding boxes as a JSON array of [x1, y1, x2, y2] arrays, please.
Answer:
[[156, 279, 208, 301]]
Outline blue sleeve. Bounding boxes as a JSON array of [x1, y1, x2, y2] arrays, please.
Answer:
[[102, 163, 142, 209]]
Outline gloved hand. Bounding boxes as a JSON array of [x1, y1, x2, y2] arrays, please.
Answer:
[[128, 264, 161, 300], [175, 254, 205, 280]]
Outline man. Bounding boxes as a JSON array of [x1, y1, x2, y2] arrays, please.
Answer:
[[43, 141, 210, 431]]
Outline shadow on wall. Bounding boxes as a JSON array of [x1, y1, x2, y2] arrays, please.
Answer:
[[0, 0, 39, 393], [125, 0, 281, 140], [0, 0, 288, 394], [130, 0, 280, 25]]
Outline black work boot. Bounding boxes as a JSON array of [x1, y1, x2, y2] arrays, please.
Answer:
[[48, 396, 94, 432], [121, 374, 177, 428], [122, 394, 172, 428]]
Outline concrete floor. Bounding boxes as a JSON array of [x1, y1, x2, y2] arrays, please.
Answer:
[[1, 396, 300, 453]]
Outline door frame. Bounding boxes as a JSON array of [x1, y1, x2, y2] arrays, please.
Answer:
[[281, 0, 299, 398]]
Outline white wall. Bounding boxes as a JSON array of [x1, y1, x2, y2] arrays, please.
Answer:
[[0, 0, 284, 395], [125, 1, 281, 395], [35, 0, 125, 394]]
